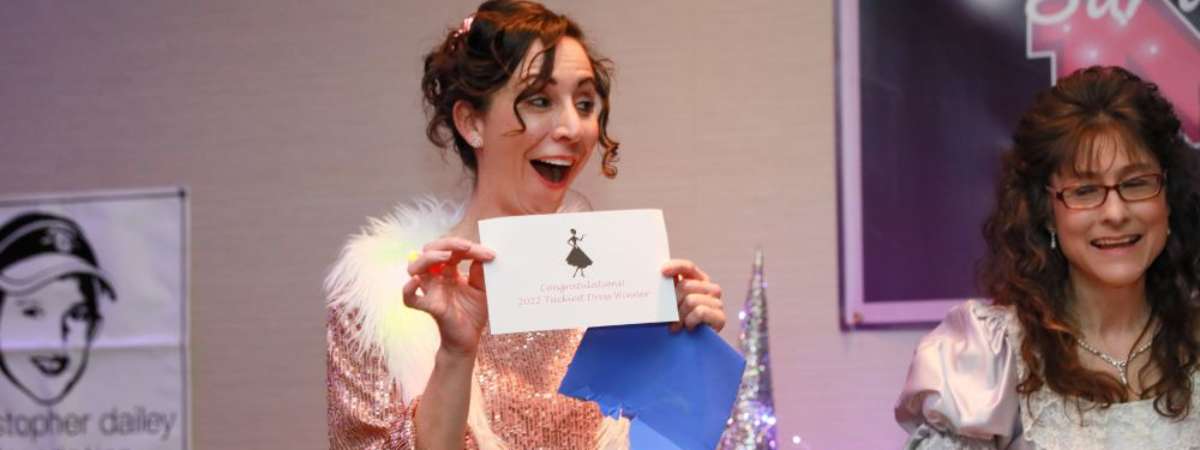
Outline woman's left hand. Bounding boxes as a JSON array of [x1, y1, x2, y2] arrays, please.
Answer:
[[662, 259, 725, 332]]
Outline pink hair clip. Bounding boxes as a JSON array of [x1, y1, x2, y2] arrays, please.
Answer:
[[454, 14, 475, 39]]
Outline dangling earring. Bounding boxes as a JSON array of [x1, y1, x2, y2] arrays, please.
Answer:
[[1050, 230, 1057, 250]]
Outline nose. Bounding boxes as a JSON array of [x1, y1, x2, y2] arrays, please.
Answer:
[[1099, 188, 1131, 225], [20, 316, 63, 346], [59, 313, 89, 345], [552, 104, 581, 144]]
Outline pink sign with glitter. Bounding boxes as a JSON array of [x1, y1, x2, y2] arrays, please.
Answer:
[[1028, 0, 1200, 143]]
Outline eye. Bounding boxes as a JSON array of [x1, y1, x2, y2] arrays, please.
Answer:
[[66, 303, 93, 322], [22, 305, 44, 319], [526, 96, 551, 108], [1068, 185, 1101, 197], [1121, 177, 1150, 188], [575, 97, 596, 114]]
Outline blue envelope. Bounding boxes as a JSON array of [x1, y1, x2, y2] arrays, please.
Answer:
[[559, 324, 746, 450]]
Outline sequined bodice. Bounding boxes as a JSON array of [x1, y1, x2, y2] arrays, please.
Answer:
[[997, 303, 1200, 449], [475, 328, 604, 449], [1017, 354, 1200, 450]]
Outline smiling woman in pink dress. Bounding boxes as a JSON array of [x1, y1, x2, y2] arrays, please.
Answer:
[[324, 2, 727, 449]]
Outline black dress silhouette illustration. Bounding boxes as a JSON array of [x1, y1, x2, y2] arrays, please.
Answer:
[[565, 229, 592, 278]]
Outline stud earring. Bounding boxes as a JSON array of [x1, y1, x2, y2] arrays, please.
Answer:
[[470, 136, 483, 148]]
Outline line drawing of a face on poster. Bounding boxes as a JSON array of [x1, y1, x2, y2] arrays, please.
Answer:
[[0, 212, 115, 406]]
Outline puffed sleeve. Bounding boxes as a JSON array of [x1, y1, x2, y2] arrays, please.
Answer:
[[895, 300, 1023, 449], [326, 306, 479, 450]]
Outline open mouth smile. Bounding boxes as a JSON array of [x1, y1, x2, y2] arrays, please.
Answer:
[[530, 158, 574, 186], [30, 353, 69, 376], [1090, 234, 1141, 250]]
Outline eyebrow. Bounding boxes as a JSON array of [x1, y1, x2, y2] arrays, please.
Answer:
[[573, 77, 596, 89], [518, 74, 597, 90], [1069, 162, 1158, 178], [1117, 162, 1158, 175]]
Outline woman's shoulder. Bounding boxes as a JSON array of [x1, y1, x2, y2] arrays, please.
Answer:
[[324, 197, 463, 299], [896, 299, 1024, 442], [323, 196, 463, 403], [917, 299, 1020, 351], [328, 197, 463, 273]]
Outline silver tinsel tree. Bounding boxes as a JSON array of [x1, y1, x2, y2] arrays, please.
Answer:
[[719, 248, 777, 449]]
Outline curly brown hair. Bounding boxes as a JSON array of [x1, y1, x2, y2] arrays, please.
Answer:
[[421, 0, 619, 178], [981, 66, 1200, 418]]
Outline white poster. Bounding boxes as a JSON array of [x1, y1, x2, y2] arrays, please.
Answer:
[[0, 188, 188, 450]]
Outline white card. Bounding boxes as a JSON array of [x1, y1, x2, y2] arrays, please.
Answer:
[[478, 209, 678, 334]]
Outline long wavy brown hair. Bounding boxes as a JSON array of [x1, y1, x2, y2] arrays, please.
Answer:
[[981, 66, 1200, 417]]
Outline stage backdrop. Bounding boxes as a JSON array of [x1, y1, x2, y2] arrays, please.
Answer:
[[0, 188, 188, 450], [837, 0, 1200, 328]]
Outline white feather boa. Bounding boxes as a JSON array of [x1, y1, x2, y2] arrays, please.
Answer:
[[325, 197, 628, 450]]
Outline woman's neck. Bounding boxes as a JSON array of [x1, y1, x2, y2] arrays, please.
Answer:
[[447, 187, 553, 241], [1067, 270, 1151, 338]]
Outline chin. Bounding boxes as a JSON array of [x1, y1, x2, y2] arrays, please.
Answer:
[[519, 195, 563, 215], [530, 204, 558, 215], [1085, 267, 1149, 288], [520, 187, 569, 214]]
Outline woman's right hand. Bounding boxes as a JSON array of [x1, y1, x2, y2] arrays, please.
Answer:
[[403, 237, 496, 356]]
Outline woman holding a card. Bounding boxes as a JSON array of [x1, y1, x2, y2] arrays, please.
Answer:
[[896, 67, 1200, 448], [324, 1, 726, 449]]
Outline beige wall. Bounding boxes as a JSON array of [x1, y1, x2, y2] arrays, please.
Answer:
[[0, 1, 928, 448]]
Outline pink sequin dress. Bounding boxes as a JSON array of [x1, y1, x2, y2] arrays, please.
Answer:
[[325, 200, 607, 449]]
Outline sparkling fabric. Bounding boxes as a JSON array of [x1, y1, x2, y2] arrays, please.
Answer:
[[328, 306, 454, 449], [327, 304, 603, 449], [896, 300, 1200, 450], [475, 327, 604, 449]]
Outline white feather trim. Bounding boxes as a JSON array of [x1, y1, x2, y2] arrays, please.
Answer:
[[325, 196, 463, 404]]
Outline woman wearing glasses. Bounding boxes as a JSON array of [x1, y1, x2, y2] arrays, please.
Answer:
[[896, 66, 1200, 449]]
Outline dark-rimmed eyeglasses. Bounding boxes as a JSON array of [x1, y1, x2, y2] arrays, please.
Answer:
[[1048, 173, 1166, 209]]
